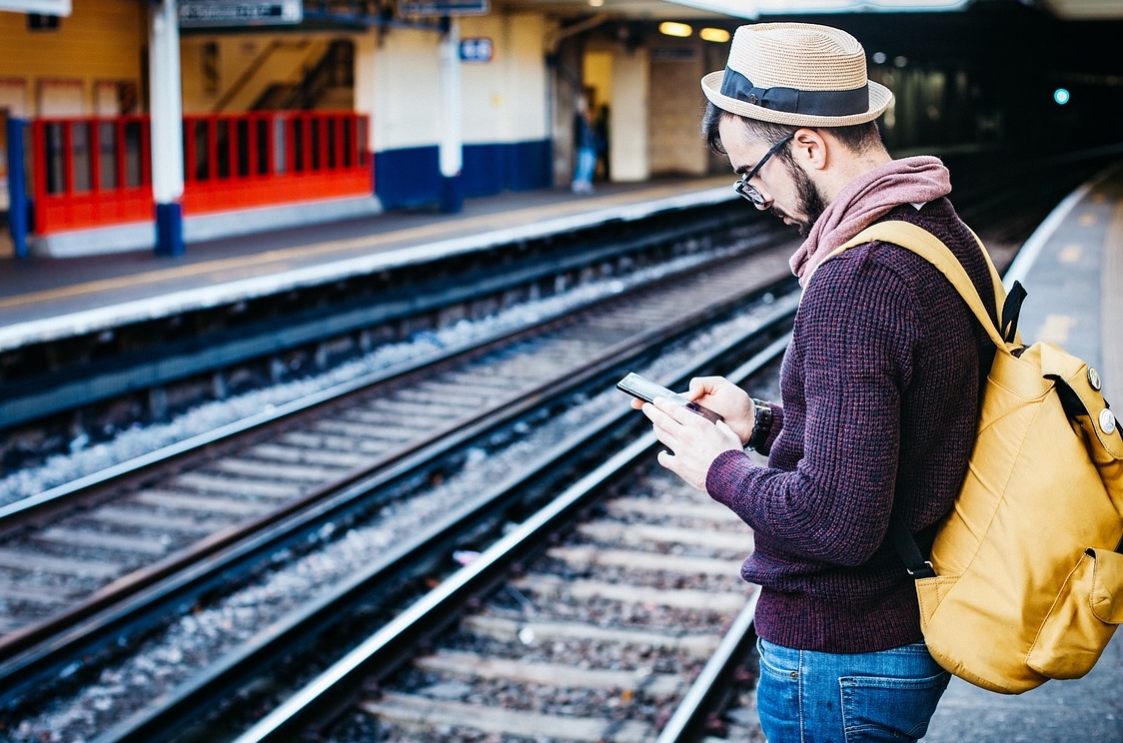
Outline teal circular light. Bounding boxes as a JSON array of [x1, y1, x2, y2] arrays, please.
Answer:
[[1054, 88, 1070, 105]]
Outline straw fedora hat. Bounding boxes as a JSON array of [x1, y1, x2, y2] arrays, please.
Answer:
[[701, 23, 893, 127]]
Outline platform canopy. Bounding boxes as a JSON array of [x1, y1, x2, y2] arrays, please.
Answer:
[[500, 0, 1123, 21], [665, 0, 969, 17], [667, 0, 1123, 18]]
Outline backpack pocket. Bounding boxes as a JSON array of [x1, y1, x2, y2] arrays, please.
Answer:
[[1027, 548, 1123, 679]]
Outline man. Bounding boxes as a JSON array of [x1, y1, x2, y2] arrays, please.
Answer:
[[636, 23, 997, 742]]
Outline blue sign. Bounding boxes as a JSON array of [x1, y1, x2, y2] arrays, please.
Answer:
[[460, 37, 493, 63]]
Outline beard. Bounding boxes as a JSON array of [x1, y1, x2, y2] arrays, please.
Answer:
[[771, 159, 828, 237]]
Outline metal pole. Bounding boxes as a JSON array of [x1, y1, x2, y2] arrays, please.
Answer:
[[149, 0, 185, 256], [438, 15, 462, 213], [5, 117, 28, 258]]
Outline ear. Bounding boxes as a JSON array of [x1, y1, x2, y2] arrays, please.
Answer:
[[792, 128, 829, 172]]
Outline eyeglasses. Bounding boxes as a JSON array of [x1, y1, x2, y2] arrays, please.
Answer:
[[733, 134, 794, 206]]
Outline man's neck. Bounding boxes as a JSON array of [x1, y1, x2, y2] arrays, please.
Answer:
[[819, 149, 894, 205]]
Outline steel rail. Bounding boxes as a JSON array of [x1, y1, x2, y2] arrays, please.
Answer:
[[0, 206, 751, 432], [0, 239, 791, 676], [218, 336, 793, 743], [89, 308, 796, 743], [0, 276, 795, 717], [0, 224, 781, 530], [149, 152, 1123, 743]]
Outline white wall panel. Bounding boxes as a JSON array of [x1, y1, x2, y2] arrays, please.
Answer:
[[610, 46, 649, 182], [459, 14, 506, 145], [354, 32, 377, 153], [373, 28, 441, 151], [502, 13, 549, 142], [459, 12, 548, 145]]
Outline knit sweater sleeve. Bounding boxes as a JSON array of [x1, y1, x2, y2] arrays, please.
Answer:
[[705, 250, 920, 566]]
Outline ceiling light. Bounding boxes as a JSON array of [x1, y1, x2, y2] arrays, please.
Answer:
[[659, 21, 692, 37], [699, 27, 730, 43]]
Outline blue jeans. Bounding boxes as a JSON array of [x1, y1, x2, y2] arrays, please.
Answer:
[[756, 638, 950, 743], [572, 146, 596, 188]]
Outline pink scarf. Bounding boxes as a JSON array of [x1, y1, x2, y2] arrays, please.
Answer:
[[789, 156, 952, 286]]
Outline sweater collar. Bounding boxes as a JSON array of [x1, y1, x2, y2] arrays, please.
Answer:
[[790, 156, 952, 287]]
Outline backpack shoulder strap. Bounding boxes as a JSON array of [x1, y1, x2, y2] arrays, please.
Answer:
[[832, 221, 1015, 579], [832, 221, 1011, 349]]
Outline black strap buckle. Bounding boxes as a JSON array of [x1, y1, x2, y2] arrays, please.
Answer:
[[907, 561, 936, 579]]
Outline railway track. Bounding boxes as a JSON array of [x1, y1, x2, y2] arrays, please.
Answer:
[[0, 231, 799, 742], [0, 200, 753, 472], [2, 158, 1102, 742], [225, 337, 789, 743], [0, 237, 791, 643]]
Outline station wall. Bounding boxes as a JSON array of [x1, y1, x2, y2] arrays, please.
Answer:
[[2, 3, 554, 218], [0, 0, 144, 116], [648, 41, 707, 177], [366, 13, 552, 209], [180, 34, 343, 114], [581, 34, 716, 183]]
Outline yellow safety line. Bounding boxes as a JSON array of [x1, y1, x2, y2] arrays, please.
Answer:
[[0, 183, 696, 311]]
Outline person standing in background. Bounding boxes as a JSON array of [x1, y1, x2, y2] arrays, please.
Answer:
[[571, 94, 599, 194], [594, 103, 610, 182]]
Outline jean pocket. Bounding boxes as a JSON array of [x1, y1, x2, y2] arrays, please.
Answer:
[[755, 639, 802, 743], [840, 670, 949, 742]]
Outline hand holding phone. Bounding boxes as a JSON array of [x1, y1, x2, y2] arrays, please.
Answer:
[[616, 372, 723, 423]]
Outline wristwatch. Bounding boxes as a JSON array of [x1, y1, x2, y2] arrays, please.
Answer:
[[747, 398, 773, 451]]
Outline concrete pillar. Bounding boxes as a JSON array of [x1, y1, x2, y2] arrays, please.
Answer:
[[610, 46, 649, 182], [5, 117, 28, 258], [149, 0, 185, 256], [438, 16, 463, 213], [353, 31, 377, 195]]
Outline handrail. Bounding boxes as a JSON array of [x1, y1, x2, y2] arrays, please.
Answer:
[[212, 40, 286, 113]]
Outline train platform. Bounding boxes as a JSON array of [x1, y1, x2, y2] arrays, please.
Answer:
[[0, 175, 734, 352], [3, 159, 1123, 740], [925, 160, 1123, 743]]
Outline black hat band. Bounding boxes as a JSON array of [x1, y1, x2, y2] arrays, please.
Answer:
[[719, 67, 869, 117]]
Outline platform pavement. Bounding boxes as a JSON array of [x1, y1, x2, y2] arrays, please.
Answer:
[[925, 162, 1123, 742], [0, 175, 734, 351]]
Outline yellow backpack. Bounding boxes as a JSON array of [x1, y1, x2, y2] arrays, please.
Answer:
[[835, 220, 1123, 694]]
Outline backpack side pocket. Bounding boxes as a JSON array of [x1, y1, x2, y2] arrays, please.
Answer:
[[1027, 548, 1123, 679]]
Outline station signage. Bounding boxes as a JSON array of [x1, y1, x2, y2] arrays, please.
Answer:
[[459, 37, 493, 63], [399, 0, 489, 15], [0, 0, 70, 14], [179, 0, 302, 27]]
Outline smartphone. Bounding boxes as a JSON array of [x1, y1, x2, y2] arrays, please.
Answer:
[[616, 372, 723, 423]]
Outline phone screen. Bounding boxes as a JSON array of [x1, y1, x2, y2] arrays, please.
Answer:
[[616, 372, 722, 423]]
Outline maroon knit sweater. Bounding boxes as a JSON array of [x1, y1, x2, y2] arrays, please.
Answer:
[[705, 198, 997, 653]]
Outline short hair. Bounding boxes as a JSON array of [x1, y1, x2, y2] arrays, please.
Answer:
[[701, 101, 883, 160]]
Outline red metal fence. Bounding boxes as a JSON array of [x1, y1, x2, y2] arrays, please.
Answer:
[[31, 115, 152, 234], [31, 111, 370, 235]]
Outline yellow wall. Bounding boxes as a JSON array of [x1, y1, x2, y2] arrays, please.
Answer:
[[0, 0, 146, 116], [180, 33, 344, 114]]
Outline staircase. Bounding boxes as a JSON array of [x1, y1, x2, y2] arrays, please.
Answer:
[[253, 39, 355, 111]]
